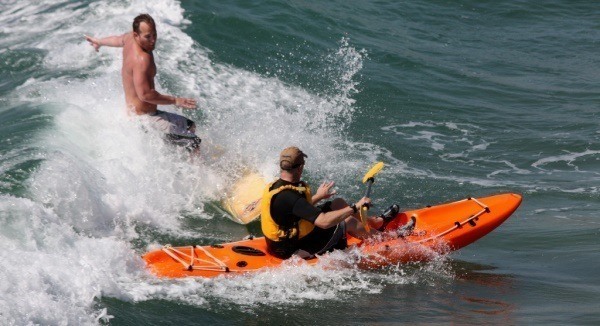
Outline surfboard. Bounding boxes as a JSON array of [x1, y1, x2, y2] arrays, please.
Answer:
[[221, 172, 269, 224]]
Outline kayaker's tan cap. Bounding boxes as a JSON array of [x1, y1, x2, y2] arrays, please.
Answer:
[[280, 146, 307, 170]]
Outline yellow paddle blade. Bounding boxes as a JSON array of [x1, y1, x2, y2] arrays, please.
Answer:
[[360, 206, 371, 232], [362, 162, 384, 183]]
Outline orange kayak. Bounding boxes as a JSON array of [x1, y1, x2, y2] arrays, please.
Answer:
[[142, 193, 522, 278]]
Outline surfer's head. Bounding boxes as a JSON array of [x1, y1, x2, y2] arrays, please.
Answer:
[[279, 146, 307, 171], [133, 14, 156, 52]]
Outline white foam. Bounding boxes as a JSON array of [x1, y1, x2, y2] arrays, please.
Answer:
[[382, 121, 487, 154], [487, 160, 532, 177], [0, 196, 143, 325], [532, 149, 600, 170]]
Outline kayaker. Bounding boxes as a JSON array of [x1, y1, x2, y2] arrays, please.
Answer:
[[261, 146, 398, 259], [84, 14, 201, 153]]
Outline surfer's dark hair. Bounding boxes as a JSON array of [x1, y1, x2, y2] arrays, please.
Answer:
[[133, 14, 156, 33]]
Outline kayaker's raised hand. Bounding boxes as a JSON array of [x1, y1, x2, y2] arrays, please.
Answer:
[[313, 181, 336, 204]]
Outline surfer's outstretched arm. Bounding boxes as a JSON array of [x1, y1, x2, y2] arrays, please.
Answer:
[[84, 33, 128, 51]]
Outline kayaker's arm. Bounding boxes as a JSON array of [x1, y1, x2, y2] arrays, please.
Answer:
[[313, 206, 354, 229], [313, 197, 370, 229]]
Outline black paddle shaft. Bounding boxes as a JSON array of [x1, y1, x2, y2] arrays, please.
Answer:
[[363, 178, 374, 208]]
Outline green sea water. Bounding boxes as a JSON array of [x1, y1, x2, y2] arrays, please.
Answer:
[[1, 0, 599, 324]]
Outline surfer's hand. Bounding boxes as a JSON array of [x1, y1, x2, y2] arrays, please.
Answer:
[[316, 181, 336, 199], [176, 97, 197, 109], [84, 35, 101, 52]]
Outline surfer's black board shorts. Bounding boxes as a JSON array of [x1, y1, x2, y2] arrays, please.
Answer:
[[148, 110, 201, 151]]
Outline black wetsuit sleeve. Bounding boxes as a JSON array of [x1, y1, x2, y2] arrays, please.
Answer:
[[291, 196, 322, 224]]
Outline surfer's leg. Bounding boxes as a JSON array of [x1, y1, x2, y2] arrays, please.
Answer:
[[147, 110, 202, 156], [165, 133, 202, 154]]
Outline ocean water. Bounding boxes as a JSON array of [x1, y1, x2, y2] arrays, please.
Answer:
[[1, 0, 599, 324]]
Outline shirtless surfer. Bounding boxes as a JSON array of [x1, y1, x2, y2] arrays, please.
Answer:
[[85, 14, 201, 151]]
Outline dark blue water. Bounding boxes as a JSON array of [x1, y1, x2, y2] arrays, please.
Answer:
[[1, 0, 599, 324]]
